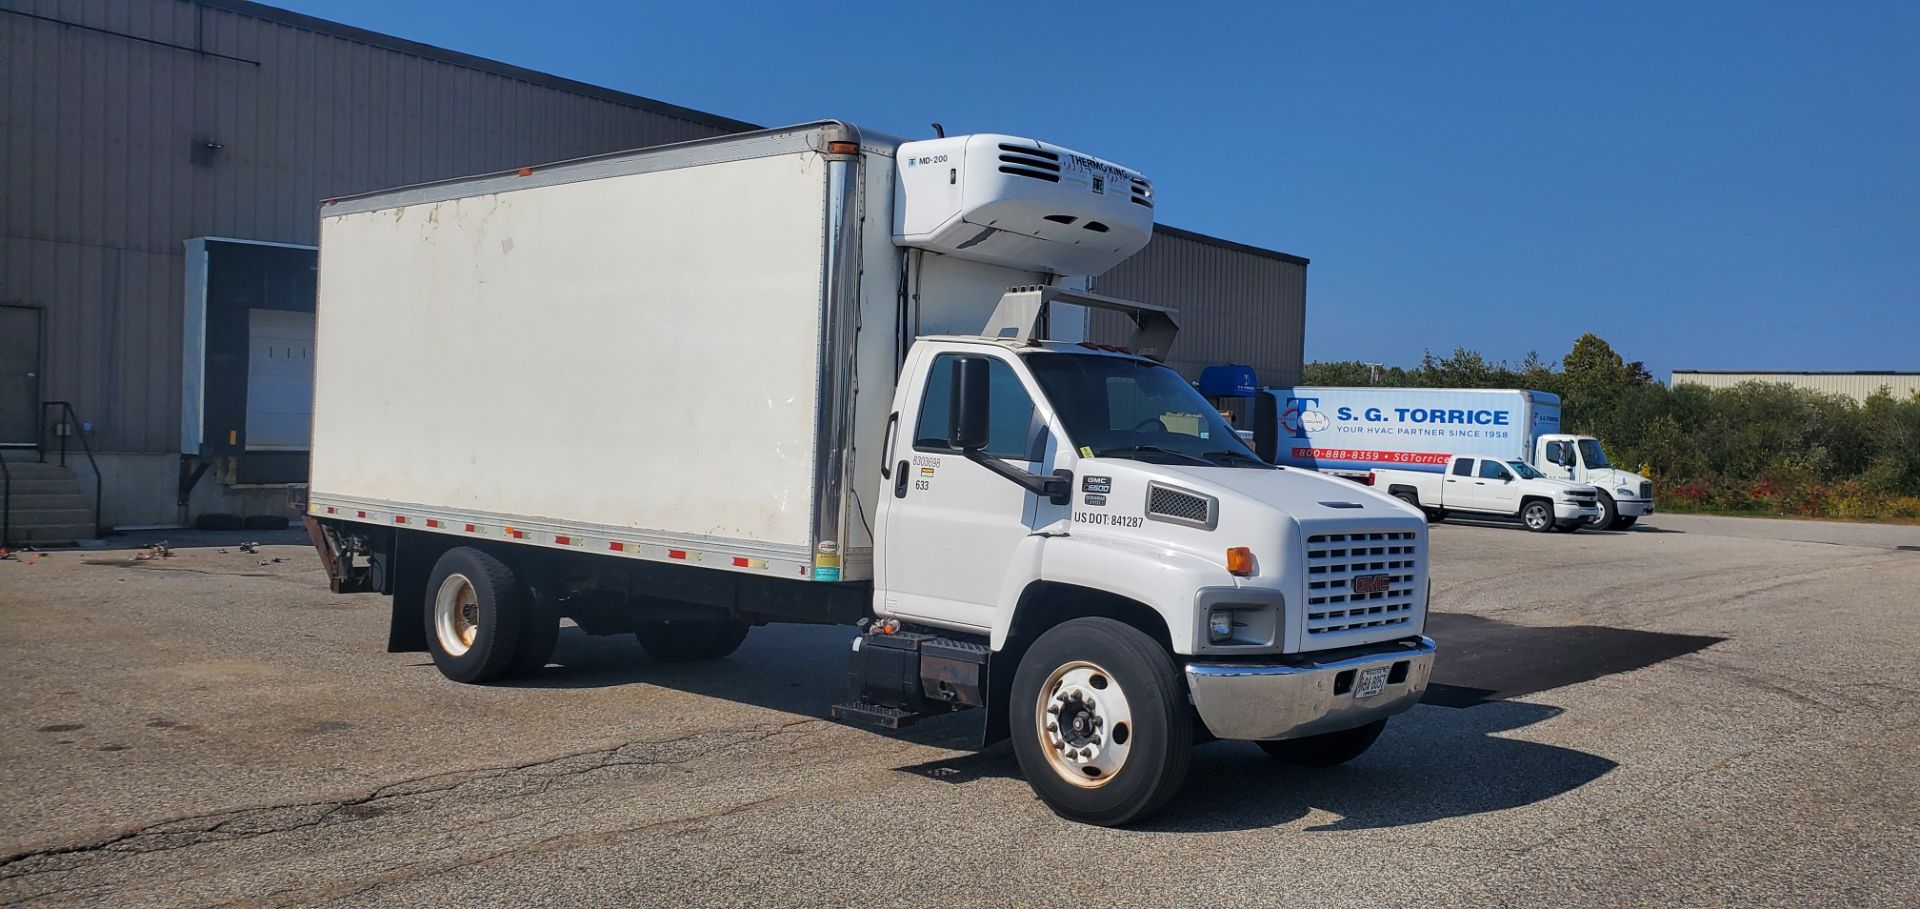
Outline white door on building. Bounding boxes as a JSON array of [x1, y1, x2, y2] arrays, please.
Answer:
[[244, 309, 316, 451]]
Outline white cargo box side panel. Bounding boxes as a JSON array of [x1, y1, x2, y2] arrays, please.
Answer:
[[311, 153, 829, 550]]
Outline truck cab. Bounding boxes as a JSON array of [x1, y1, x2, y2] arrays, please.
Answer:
[[1536, 434, 1655, 530], [1374, 455, 1600, 532], [853, 290, 1435, 824]]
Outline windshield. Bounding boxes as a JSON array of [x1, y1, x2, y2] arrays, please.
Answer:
[[1024, 353, 1268, 469], [1577, 438, 1611, 469], [1507, 460, 1546, 479]]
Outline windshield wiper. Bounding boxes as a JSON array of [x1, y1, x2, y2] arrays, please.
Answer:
[[1202, 449, 1272, 468], [1098, 445, 1215, 467]]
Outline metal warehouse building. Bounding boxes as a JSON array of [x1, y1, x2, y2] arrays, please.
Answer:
[[1671, 371, 1920, 403], [2, 0, 1307, 538]]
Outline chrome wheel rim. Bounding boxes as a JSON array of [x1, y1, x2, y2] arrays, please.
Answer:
[[433, 573, 479, 657], [1526, 505, 1549, 530], [1036, 660, 1133, 788]]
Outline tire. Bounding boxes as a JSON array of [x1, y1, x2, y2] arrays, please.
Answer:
[[1554, 519, 1584, 533], [1592, 492, 1619, 529], [1009, 617, 1192, 827], [636, 620, 750, 662], [1615, 516, 1638, 530], [423, 547, 526, 683], [1258, 719, 1387, 767], [1522, 499, 1554, 533], [1391, 491, 1443, 524]]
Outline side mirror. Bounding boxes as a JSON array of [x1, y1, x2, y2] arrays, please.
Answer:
[[1251, 393, 1278, 463], [948, 356, 991, 451]]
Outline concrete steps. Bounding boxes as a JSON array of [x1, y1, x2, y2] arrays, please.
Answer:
[[3, 460, 97, 545]]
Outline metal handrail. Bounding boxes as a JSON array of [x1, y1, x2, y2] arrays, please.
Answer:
[[40, 401, 103, 537]]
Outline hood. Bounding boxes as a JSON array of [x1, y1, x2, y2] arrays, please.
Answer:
[[1528, 476, 1600, 495], [1149, 463, 1422, 523], [1587, 468, 1649, 491]]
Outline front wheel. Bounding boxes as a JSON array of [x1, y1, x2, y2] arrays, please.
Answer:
[[1522, 500, 1554, 533], [1591, 492, 1620, 529], [1010, 618, 1192, 826], [1258, 719, 1387, 767], [1615, 516, 1639, 530]]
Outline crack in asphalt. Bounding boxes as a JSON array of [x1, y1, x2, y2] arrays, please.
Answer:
[[264, 793, 793, 908], [0, 718, 822, 895]]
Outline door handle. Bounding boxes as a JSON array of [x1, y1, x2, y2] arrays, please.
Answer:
[[894, 461, 910, 498]]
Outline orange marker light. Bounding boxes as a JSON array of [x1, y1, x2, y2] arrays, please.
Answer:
[[1226, 547, 1255, 577], [826, 140, 860, 155]]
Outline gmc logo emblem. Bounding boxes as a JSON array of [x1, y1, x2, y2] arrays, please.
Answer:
[[1352, 574, 1393, 595]]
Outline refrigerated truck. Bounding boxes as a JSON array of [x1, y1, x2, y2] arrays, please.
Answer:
[[1253, 386, 1654, 529], [304, 122, 1436, 826]]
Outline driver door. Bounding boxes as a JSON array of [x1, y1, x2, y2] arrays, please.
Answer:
[[1476, 459, 1521, 513], [875, 347, 1060, 631]]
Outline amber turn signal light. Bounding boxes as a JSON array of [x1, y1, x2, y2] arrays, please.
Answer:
[[1226, 547, 1255, 576]]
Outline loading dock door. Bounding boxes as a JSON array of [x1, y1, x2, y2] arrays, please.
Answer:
[[0, 305, 41, 445], [243, 309, 316, 451]]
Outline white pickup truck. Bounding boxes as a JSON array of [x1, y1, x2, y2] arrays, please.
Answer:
[[1372, 456, 1601, 532]]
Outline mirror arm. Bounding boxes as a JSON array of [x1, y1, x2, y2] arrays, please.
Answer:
[[962, 450, 1072, 506]]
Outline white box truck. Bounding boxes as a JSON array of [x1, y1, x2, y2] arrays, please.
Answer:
[[305, 122, 1436, 826], [1253, 386, 1655, 530]]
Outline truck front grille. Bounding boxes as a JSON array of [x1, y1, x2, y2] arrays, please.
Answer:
[[1640, 481, 1653, 499], [1304, 530, 1420, 640]]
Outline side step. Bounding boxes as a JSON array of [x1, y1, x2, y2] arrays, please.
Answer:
[[829, 701, 926, 730], [830, 630, 990, 731]]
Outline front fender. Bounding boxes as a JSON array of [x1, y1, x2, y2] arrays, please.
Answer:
[[988, 531, 1234, 654]]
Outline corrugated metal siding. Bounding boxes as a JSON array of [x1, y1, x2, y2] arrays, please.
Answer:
[[2, 0, 739, 453], [1089, 225, 1308, 386], [1671, 372, 1920, 403]]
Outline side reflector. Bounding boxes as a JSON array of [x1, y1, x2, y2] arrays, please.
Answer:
[[1226, 547, 1255, 577], [826, 140, 860, 155]]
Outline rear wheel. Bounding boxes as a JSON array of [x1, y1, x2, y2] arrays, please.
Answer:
[[1258, 719, 1387, 767], [636, 619, 750, 662], [1392, 491, 1444, 524], [1522, 500, 1554, 533], [424, 547, 527, 683], [1010, 618, 1191, 827]]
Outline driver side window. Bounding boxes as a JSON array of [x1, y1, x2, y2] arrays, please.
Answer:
[[913, 354, 1043, 460]]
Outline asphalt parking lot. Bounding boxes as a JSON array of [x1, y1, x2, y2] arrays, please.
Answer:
[[3, 514, 1917, 908]]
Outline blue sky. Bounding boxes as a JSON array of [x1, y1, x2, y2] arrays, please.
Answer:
[[279, 1, 1918, 379]]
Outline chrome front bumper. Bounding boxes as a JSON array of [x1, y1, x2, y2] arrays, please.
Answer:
[[1556, 502, 1601, 521], [1616, 498, 1655, 517], [1184, 636, 1435, 741]]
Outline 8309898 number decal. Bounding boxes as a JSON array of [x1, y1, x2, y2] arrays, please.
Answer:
[[1073, 512, 1143, 528]]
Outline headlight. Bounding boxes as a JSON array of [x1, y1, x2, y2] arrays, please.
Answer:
[[1208, 609, 1237, 643], [1616, 487, 1634, 497]]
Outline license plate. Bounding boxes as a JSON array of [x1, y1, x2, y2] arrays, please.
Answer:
[[1354, 666, 1389, 699]]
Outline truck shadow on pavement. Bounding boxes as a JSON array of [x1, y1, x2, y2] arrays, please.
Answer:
[[515, 613, 1720, 834], [902, 612, 1724, 832]]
